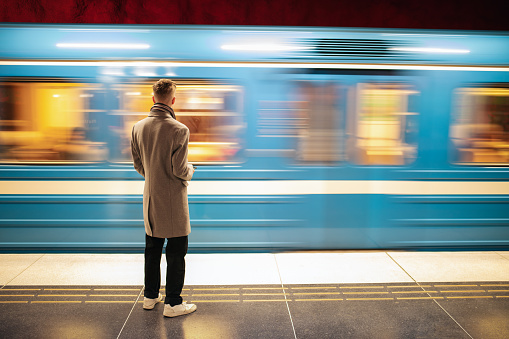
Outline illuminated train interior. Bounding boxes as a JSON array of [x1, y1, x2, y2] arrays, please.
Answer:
[[2, 81, 507, 166]]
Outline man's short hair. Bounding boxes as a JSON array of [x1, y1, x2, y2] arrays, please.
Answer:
[[153, 79, 176, 102]]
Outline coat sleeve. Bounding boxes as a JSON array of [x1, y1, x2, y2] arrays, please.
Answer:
[[131, 126, 145, 177], [172, 127, 193, 181]]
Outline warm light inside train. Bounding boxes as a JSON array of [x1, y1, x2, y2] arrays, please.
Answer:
[[0, 80, 507, 166]]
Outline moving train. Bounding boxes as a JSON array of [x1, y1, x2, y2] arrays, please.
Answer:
[[0, 24, 508, 251]]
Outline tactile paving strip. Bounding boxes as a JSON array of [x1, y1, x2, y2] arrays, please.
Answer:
[[1, 282, 508, 304]]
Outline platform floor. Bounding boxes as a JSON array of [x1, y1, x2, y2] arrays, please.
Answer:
[[1, 251, 509, 338]]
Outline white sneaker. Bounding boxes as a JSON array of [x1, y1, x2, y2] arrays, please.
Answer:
[[143, 293, 163, 310], [163, 302, 197, 318]]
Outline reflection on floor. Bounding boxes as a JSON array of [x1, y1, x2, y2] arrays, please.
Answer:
[[1, 251, 509, 338]]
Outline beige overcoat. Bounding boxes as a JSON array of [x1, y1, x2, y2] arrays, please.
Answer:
[[131, 103, 193, 238]]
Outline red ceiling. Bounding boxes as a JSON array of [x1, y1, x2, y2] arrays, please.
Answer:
[[0, 0, 508, 31]]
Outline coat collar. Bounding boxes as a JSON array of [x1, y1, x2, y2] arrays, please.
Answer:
[[149, 103, 176, 119]]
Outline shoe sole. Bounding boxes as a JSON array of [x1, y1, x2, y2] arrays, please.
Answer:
[[163, 306, 197, 318]]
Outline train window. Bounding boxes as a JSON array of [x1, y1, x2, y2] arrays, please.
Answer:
[[112, 81, 244, 164], [450, 86, 509, 165], [294, 81, 342, 163], [347, 83, 419, 166], [0, 82, 107, 163]]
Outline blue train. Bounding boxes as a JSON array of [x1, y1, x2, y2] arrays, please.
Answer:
[[0, 24, 508, 251]]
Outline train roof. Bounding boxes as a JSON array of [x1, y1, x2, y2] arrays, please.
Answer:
[[0, 24, 508, 66]]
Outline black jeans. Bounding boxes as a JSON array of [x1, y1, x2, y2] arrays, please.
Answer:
[[144, 234, 188, 306]]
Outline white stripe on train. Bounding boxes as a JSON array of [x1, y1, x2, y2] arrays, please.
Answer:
[[1, 60, 509, 72], [0, 180, 508, 195]]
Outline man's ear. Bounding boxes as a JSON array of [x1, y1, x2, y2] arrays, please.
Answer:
[[152, 96, 156, 103], [172, 96, 176, 105]]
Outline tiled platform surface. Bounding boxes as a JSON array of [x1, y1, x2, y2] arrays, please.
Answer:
[[1, 251, 509, 338]]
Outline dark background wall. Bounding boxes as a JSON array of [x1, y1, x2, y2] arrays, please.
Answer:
[[0, 0, 508, 31]]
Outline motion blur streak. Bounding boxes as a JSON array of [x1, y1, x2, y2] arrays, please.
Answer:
[[389, 47, 470, 54], [56, 43, 150, 49]]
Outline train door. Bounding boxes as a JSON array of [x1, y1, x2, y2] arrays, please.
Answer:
[[275, 73, 347, 249], [345, 73, 424, 248]]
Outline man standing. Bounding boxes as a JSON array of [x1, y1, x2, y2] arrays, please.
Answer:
[[131, 79, 196, 318]]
